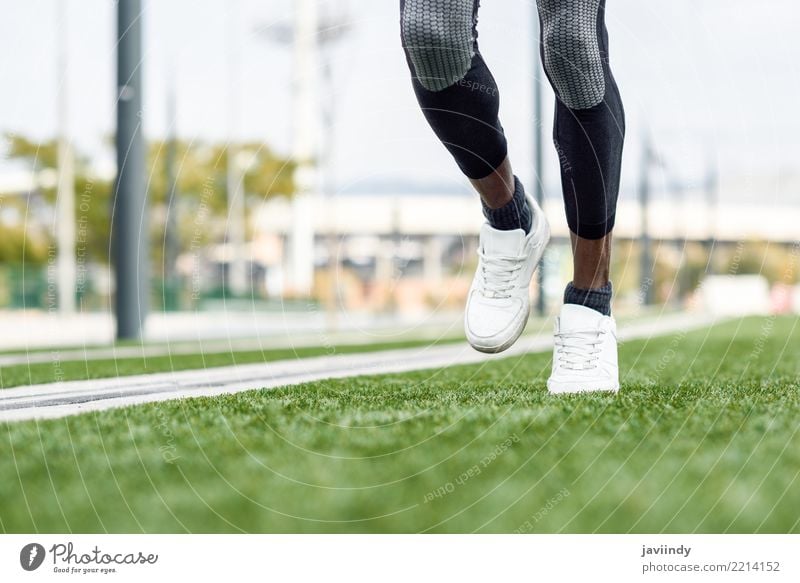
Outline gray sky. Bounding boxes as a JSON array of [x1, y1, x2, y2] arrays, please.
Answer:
[[2, 0, 799, 202]]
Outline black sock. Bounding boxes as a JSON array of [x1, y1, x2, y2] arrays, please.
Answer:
[[481, 176, 532, 234], [564, 281, 613, 316]]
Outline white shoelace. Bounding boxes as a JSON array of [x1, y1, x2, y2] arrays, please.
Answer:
[[477, 249, 526, 299], [554, 329, 605, 370]]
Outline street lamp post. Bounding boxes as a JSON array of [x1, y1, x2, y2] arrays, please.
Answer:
[[286, 0, 320, 298], [256, 2, 351, 300]]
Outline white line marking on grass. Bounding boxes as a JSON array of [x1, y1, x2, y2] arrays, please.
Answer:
[[0, 328, 461, 367], [0, 312, 719, 422]]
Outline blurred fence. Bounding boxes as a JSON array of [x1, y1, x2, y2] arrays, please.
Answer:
[[0, 266, 318, 312]]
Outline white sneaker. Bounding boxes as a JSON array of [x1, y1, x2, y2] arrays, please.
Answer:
[[547, 304, 620, 394], [465, 197, 550, 353]]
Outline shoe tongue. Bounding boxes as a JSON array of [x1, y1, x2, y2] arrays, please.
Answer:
[[481, 223, 525, 257], [558, 304, 603, 332]]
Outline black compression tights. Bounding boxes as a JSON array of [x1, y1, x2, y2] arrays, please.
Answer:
[[400, 0, 625, 239]]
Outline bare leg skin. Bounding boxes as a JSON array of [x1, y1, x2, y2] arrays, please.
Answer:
[[469, 156, 514, 209], [570, 231, 612, 289]]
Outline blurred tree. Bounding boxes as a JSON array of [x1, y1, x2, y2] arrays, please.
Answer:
[[720, 240, 798, 284], [4, 134, 296, 269], [6, 135, 112, 264], [147, 140, 296, 272], [6, 134, 62, 175], [147, 140, 296, 206], [0, 223, 49, 264]]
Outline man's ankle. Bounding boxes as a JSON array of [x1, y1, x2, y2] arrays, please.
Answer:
[[563, 281, 613, 316], [481, 176, 533, 234]]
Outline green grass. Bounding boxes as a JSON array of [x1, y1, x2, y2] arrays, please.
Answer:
[[0, 337, 462, 390], [1, 315, 798, 533]]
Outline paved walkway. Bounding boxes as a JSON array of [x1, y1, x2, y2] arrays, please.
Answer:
[[0, 312, 721, 423], [0, 310, 465, 351]]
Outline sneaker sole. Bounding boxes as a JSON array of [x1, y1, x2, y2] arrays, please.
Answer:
[[547, 380, 620, 395], [468, 307, 531, 354]]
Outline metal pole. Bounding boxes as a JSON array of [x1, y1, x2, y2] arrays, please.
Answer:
[[669, 174, 688, 306], [639, 134, 654, 306], [226, 0, 247, 297], [164, 74, 179, 310], [532, 4, 546, 316], [704, 155, 718, 275], [321, 44, 339, 329], [114, 0, 148, 340], [56, 0, 76, 315]]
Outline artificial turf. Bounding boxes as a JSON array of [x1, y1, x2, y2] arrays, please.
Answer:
[[0, 315, 798, 533]]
